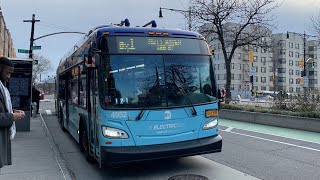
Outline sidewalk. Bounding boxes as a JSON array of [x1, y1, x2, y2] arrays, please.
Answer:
[[0, 114, 73, 180]]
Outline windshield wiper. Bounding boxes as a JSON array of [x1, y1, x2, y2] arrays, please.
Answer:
[[136, 65, 160, 120], [174, 81, 197, 116], [172, 66, 197, 116]]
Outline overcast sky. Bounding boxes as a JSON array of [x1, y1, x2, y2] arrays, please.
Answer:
[[1, 0, 320, 78]]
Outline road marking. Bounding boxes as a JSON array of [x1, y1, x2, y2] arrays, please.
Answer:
[[46, 110, 52, 115], [219, 119, 320, 144], [225, 127, 233, 132], [220, 129, 320, 152]]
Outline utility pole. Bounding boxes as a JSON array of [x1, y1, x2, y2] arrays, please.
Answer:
[[23, 14, 40, 59]]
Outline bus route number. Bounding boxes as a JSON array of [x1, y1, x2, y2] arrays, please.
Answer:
[[111, 112, 127, 119]]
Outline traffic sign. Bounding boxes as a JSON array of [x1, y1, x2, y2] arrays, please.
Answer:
[[18, 49, 30, 53], [32, 46, 41, 50], [249, 67, 257, 76]]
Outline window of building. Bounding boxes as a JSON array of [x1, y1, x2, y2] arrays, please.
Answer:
[[278, 68, 286, 73], [261, 48, 266, 53], [261, 67, 266, 73], [289, 60, 293, 66], [289, 78, 293, 84], [255, 76, 258, 82], [278, 58, 286, 64], [295, 52, 299, 58], [296, 87, 300, 92], [261, 77, 266, 83], [295, 44, 299, 49], [261, 57, 266, 62], [289, 87, 293, 93], [289, 51, 293, 57], [296, 70, 300, 75], [309, 71, 318, 76], [231, 63, 234, 69], [254, 56, 258, 62], [238, 53, 242, 59], [289, 69, 293, 75], [253, 46, 258, 52], [308, 46, 315, 51], [261, 86, 266, 90], [230, 84, 234, 90], [278, 49, 286, 55], [278, 77, 286, 82], [309, 79, 318, 84], [231, 73, 234, 80], [289, 42, 293, 48]]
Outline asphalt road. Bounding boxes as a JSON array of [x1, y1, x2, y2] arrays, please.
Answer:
[[39, 95, 320, 180]]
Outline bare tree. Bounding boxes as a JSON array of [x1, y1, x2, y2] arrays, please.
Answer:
[[32, 54, 52, 83], [310, 12, 320, 38], [190, 0, 279, 101]]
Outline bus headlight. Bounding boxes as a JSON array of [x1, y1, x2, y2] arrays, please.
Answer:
[[203, 118, 218, 130], [102, 126, 128, 139]]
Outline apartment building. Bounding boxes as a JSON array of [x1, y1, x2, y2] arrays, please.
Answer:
[[273, 33, 319, 93], [202, 23, 274, 98], [201, 22, 320, 97], [0, 11, 16, 57]]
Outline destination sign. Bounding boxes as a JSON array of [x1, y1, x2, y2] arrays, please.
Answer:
[[104, 36, 209, 55]]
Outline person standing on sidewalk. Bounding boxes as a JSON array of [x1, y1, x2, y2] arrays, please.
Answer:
[[0, 57, 25, 171], [32, 86, 40, 114]]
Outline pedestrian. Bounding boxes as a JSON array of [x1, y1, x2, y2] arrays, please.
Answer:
[[32, 85, 41, 114], [0, 56, 25, 171]]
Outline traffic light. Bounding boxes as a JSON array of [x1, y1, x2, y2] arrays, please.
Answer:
[[311, 61, 316, 68], [210, 49, 215, 59]]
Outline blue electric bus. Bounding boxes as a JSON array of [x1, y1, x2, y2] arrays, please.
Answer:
[[56, 20, 222, 166]]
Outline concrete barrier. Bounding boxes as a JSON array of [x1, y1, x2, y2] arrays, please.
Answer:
[[219, 109, 320, 133]]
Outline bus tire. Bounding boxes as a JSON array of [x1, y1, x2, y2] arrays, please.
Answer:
[[79, 121, 95, 163], [60, 110, 67, 132]]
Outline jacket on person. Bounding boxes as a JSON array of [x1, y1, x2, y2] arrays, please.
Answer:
[[32, 87, 40, 102], [0, 91, 14, 168]]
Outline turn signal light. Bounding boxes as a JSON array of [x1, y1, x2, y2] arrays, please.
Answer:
[[205, 109, 218, 118]]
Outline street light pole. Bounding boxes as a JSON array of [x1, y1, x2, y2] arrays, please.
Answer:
[[159, 7, 192, 31]]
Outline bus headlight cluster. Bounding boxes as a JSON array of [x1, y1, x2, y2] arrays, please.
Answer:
[[102, 126, 128, 139], [203, 118, 218, 130]]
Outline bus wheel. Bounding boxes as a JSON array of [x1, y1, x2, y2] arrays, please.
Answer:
[[60, 111, 67, 132], [80, 124, 95, 163]]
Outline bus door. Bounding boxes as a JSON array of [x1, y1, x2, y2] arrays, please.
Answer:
[[88, 69, 98, 155]]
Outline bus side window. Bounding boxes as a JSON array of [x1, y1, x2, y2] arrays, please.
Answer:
[[79, 65, 86, 108]]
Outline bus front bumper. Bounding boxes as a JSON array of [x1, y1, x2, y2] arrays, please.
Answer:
[[100, 135, 222, 165]]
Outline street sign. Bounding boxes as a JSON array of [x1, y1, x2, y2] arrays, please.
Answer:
[[32, 46, 41, 50], [18, 49, 30, 53], [249, 67, 257, 76]]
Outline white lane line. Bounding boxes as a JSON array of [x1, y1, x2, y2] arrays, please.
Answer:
[[225, 127, 234, 132], [220, 129, 320, 152], [46, 110, 52, 115]]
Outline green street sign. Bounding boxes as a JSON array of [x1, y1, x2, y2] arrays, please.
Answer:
[[32, 46, 41, 50], [18, 49, 30, 53]]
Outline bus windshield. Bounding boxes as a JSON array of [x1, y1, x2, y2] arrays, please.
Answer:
[[99, 54, 217, 109]]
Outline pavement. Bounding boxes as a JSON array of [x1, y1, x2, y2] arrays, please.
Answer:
[[0, 113, 74, 180]]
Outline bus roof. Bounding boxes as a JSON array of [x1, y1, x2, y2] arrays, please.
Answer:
[[93, 26, 202, 39], [58, 25, 205, 68]]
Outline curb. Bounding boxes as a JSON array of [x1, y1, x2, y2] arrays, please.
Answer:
[[39, 114, 75, 180]]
